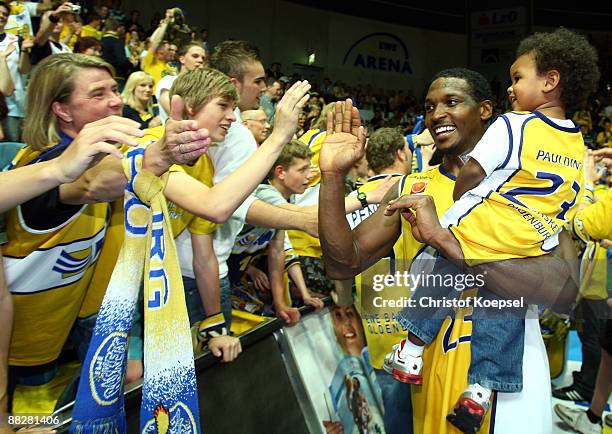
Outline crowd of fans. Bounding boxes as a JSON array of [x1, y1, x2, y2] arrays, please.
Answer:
[[0, 1, 611, 433]]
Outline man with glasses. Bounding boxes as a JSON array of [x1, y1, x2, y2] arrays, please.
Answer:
[[241, 108, 271, 145]]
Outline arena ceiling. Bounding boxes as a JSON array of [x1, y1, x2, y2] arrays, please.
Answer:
[[287, 0, 612, 33]]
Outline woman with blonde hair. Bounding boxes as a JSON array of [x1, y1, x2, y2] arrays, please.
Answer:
[[121, 70, 160, 129], [3, 52, 146, 413]]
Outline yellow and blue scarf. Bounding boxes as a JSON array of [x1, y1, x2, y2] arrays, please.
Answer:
[[70, 147, 200, 433]]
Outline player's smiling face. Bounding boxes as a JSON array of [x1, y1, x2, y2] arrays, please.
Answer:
[[424, 77, 490, 157]]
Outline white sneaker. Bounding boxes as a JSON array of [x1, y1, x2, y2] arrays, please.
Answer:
[[554, 404, 602, 434], [382, 339, 423, 384]]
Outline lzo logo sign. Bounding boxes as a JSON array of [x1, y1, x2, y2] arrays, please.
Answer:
[[343, 32, 413, 74]]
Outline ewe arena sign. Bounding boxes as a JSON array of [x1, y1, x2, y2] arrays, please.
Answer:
[[343, 32, 413, 75]]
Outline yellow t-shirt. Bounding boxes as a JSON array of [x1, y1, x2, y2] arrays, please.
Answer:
[[298, 128, 325, 186], [572, 185, 610, 301], [80, 24, 102, 40], [392, 165, 501, 434], [141, 51, 175, 91], [59, 24, 78, 49], [167, 156, 219, 238], [133, 125, 219, 238]]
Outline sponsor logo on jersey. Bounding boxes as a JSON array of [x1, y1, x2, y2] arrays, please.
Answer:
[[411, 182, 427, 194]]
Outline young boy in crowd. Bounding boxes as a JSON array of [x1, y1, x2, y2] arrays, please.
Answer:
[[227, 140, 324, 325], [104, 67, 311, 380], [384, 27, 600, 433]]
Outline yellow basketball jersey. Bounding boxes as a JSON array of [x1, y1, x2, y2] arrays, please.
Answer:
[[298, 128, 326, 187], [444, 112, 584, 264], [287, 183, 322, 258], [3, 144, 108, 366], [396, 166, 498, 434], [404, 163, 557, 433], [78, 199, 123, 318]]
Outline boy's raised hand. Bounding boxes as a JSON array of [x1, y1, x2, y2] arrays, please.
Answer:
[[269, 80, 311, 144], [319, 99, 366, 175]]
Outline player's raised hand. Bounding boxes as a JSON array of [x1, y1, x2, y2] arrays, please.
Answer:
[[319, 99, 366, 175], [162, 95, 211, 165], [269, 80, 311, 144]]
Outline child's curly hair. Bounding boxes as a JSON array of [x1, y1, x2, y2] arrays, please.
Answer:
[[517, 27, 600, 111]]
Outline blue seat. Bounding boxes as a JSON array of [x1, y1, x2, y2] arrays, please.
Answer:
[[0, 142, 25, 171]]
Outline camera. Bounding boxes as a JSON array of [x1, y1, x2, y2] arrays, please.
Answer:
[[70, 4, 81, 14]]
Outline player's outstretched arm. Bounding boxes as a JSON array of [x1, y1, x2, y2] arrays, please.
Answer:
[[319, 100, 402, 279]]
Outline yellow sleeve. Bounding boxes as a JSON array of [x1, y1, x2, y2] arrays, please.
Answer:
[[168, 164, 185, 173], [594, 184, 608, 201], [179, 154, 217, 235], [574, 188, 612, 241], [187, 216, 218, 235]]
